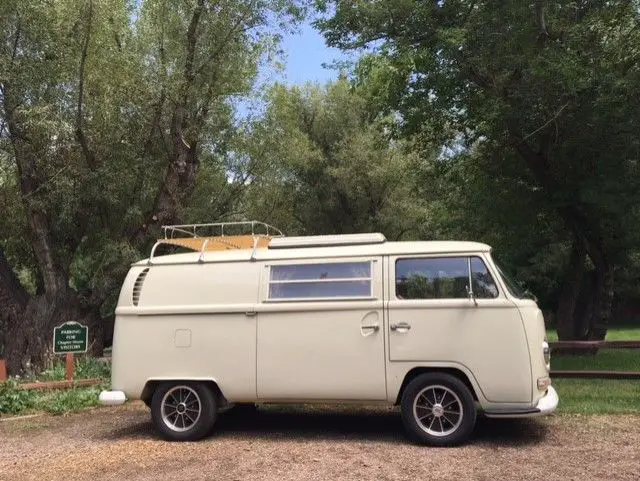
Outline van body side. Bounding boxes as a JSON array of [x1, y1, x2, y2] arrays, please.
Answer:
[[102, 237, 557, 444]]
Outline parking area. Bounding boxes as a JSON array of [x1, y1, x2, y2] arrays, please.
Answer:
[[1, 403, 639, 481]]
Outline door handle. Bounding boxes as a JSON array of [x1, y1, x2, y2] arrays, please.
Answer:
[[361, 324, 380, 332], [390, 322, 411, 331]]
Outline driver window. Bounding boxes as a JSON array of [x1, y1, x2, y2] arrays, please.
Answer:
[[395, 256, 499, 299], [395, 257, 469, 299]]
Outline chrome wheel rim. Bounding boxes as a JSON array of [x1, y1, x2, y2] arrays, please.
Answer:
[[161, 386, 202, 432], [413, 384, 463, 437]]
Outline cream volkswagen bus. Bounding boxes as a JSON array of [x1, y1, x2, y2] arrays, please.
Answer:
[[100, 221, 558, 445]]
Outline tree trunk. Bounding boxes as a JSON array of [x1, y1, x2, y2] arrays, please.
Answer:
[[3, 287, 102, 375], [556, 239, 586, 340], [0, 247, 30, 361], [510, 135, 613, 340], [1, 81, 105, 375], [582, 237, 613, 340]]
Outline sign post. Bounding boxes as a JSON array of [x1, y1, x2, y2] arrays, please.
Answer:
[[53, 322, 88, 382]]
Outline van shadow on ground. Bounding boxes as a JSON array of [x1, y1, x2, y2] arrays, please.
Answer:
[[105, 406, 548, 447]]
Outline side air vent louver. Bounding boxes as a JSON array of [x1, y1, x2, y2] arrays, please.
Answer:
[[132, 268, 149, 306]]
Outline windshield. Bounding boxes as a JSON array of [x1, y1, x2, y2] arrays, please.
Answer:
[[495, 264, 529, 299]]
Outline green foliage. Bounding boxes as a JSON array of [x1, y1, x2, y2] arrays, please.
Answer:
[[34, 385, 103, 415], [241, 79, 432, 239], [38, 357, 111, 382], [0, 381, 37, 415], [317, 0, 640, 320], [0, 0, 305, 364], [0, 357, 110, 416]]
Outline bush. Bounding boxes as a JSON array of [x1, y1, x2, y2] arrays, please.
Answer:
[[35, 386, 103, 415], [38, 356, 111, 382], [0, 381, 37, 415], [0, 357, 111, 416], [75, 357, 111, 380]]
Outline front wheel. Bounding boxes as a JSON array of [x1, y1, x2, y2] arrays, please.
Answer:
[[400, 373, 476, 446], [151, 382, 217, 441]]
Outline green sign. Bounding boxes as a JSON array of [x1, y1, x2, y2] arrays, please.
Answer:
[[53, 322, 88, 354]]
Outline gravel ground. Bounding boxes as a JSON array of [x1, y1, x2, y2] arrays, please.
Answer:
[[1, 403, 639, 481]]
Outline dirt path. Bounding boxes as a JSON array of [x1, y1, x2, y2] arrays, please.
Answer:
[[1, 403, 639, 481]]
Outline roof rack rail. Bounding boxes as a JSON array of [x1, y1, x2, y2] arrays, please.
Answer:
[[148, 221, 284, 265], [162, 221, 283, 239]]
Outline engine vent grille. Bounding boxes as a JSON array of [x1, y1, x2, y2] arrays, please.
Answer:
[[132, 268, 149, 306]]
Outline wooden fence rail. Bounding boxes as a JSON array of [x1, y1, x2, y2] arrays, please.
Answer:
[[549, 340, 640, 350]]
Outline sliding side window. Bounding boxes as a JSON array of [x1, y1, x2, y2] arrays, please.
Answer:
[[269, 262, 372, 300]]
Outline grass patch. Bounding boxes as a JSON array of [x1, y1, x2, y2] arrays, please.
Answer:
[[545, 326, 640, 414], [551, 349, 639, 371], [546, 327, 640, 342], [0, 357, 110, 417], [554, 378, 640, 414]]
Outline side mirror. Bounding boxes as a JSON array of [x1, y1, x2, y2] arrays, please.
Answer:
[[523, 289, 538, 303]]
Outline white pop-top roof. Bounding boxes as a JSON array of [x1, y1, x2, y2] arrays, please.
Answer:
[[269, 233, 386, 249], [136, 232, 491, 266]]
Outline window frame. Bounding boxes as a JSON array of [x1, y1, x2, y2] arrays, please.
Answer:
[[393, 254, 501, 301], [265, 260, 376, 302]]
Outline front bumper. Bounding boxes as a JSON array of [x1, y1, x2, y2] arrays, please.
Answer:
[[535, 385, 559, 415], [484, 386, 559, 419], [99, 390, 127, 406]]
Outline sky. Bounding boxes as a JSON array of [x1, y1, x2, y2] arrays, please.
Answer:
[[277, 22, 351, 86], [234, 21, 355, 117]]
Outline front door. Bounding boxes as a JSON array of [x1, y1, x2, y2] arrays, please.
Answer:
[[387, 254, 531, 403], [257, 258, 387, 400]]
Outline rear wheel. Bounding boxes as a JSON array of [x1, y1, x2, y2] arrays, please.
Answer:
[[400, 373, 476, 446], [151, 382, 217, 441]]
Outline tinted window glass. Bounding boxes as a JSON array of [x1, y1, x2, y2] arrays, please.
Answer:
[[396, 257, 469, 299]]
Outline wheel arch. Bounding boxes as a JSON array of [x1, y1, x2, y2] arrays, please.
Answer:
[[394, 367, 480, 405], [141, 378, 228, 409]]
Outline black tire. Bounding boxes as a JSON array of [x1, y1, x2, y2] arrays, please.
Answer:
[[400, 373, 476, 446], [151, 382, 217, 441]]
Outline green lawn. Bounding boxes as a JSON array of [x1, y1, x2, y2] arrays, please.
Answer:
[[544, 327, 640, 415], [545, 327, 640, 342], [553, 378, 640, 414], [551, 349, 639, 371]]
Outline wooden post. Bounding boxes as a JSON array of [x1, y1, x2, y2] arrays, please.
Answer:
[[0, 359, 7, 382], [65, 352, 74, 381]]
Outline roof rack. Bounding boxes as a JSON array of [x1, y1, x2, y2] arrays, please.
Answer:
[[162, 221, 283, 239], [148, 221, 284, 265]]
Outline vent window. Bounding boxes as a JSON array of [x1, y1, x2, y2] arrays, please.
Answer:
[[132, 268, 149, 306]]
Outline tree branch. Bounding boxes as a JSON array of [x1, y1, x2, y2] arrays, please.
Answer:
[[523, 102, 569, 140], [75, 0, 98, 171], [184, 0, 205, 98]]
